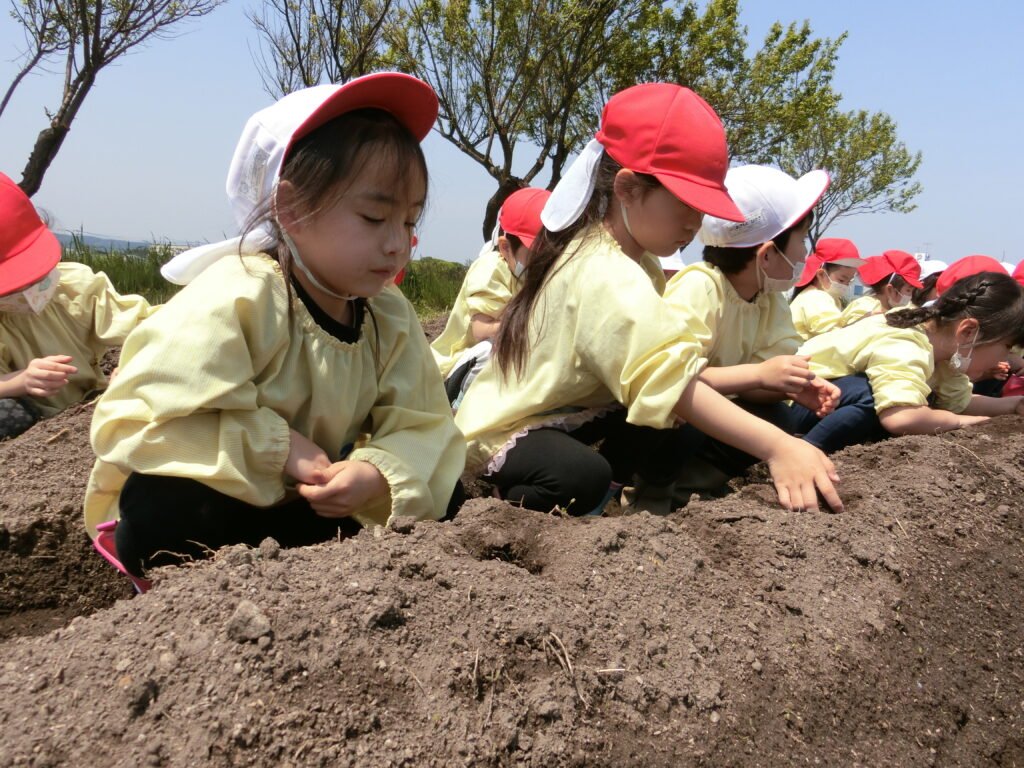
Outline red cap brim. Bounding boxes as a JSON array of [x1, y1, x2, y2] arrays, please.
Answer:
[[293, 72, 438, 146], [0, 226, 61, 296], [656, 173, 745, 222]]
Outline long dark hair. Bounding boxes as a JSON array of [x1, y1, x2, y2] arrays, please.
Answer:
[[492, 151, 659, 379], [887, 271, 1024, 345]]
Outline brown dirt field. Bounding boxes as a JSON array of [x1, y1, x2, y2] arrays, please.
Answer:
[[2, 397, 1023, 766]]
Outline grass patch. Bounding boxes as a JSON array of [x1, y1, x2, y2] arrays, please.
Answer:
[[60, 237, 465, 318]]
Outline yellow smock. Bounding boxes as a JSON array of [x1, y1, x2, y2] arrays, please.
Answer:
[[85, 253, 465, 537], [663, 262, 800, 367], [838, 294, 882, 327], [454, 226, 705, 477], [790, 287, 843, 340], [430, 248, 515, 376], [797, 314, 972, 414], [0, 262, 157, 416]]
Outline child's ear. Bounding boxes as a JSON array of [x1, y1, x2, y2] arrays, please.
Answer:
[[956, 317, 981, 343], [755, 241, 775, 268], [612, 169, 642, 205], [496, 235, 513, 263]]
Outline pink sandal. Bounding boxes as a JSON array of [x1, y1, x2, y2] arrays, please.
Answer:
[[93, 520, 152, 594]]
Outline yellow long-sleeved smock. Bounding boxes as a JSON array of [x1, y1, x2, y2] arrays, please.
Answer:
[[454, 226, 706, 477], [430, 248, 515, 376], [0, 262, 157, 417], [838, 294, 882, 327], [662, 262, 800, 367], [797, 314, 972, 414], [84, 253, 465, 537], [790, 287, 843, 340]]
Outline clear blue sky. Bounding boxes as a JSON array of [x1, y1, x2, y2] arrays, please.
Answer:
[[1, 1, 1022, 266]]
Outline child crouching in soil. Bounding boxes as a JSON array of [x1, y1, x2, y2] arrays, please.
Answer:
[[85, 74, 466, 586], [790, 271, 1024, 452], [0, 173, 157, 440]]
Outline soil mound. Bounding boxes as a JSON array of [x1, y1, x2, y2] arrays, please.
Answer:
[[1, 401, 1023, 766]]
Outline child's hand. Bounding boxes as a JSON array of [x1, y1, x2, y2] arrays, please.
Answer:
[[21, 355, 77, 397], [985, 361, 1011, 381], [297, 460, 388, 518], [787, 376, 841, 418], [285, 429, 330, 484], [765, 436, 843, 513], [759, 355, 815, 393]]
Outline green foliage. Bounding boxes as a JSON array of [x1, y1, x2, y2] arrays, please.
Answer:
[[397, 257, 466, 315], [770, 108, 923, 243], [60, 235, 182, 305]]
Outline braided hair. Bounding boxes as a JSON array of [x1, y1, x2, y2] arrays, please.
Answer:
[[887, 271, 1024, 345]]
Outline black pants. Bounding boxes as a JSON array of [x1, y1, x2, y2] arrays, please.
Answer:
[[486, 409, 690, 515], [116, 473, 465, 577], [789, 374, 886, 453], [677, 399, 797, 478], [973, 378, 1005, 397], [0, 397, 39, 440]]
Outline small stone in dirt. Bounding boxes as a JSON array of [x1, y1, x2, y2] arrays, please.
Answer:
[[257, 635, 273, 651], [223, 546, 254, 566], [752, 660, 763, 674], [127, 679, 159, 718], [227, 600, 272, 642], [389, 516, 417, 534], [258, 537, 281, 560], [156, 652, 178, 673]]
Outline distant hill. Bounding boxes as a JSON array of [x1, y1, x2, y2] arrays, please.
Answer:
[[55, 232, 155, 253]]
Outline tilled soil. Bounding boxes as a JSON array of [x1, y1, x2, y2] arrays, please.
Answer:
[[1, 401, 1023, 766]]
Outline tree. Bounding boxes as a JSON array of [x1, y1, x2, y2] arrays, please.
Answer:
[[1, 0, 70, 120], [388, 0, 662, 238], [771, 107, 923, 244], [249, 0, 396, 97], [7, 0, 227, 197]]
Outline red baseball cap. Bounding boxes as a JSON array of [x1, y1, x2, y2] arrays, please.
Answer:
[[795, 238, 864, 287], [499, 188, 551, 249], [858, 250, 923, 289], [1013, 260, 1024, 288], [936, 255, 1006, 296], [596, 84, 743, 222], [0, 172, 61, 296]]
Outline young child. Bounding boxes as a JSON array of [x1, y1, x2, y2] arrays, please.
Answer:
[[840, 250, 923, 324], [85, 73, 466, 582], [913, 259, 947, 306], [454, 83, 843, 517], [789, 238, 865, 340], [431, 187, 550, 405], [789, 271, 1024, 451], [661, 164, 840, 480], [0, 173, 157, 440]]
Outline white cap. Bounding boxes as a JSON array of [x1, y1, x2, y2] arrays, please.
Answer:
[[1001, 261, 1016, 275], [698, 165, 829, 248], [919, 259, 948, 278], [163, 73, 438, 285]]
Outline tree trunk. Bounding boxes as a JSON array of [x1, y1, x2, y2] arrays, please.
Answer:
[[481, 177, 526, 241], [19, 71, 96, 197]]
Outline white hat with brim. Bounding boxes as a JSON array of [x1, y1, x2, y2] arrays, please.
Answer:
[[162, 73, 438, 286], [699, 165, 829, 249], [919, 259, 948, 278]]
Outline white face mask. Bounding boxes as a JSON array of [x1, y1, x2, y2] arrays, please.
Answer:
[[512, 260, 527, 279], [0, 268, 60, 314], [949, 327, 980, 373], [760, 248, 803, 294], [280, 231, 354, 301], [825, 272, 854, 302], [891, 291, 913, 308]]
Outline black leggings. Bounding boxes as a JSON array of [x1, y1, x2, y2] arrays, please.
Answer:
[[0, 397, 39, 440], [486, 409, 690, 515], [116, 473, 465, 577]]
